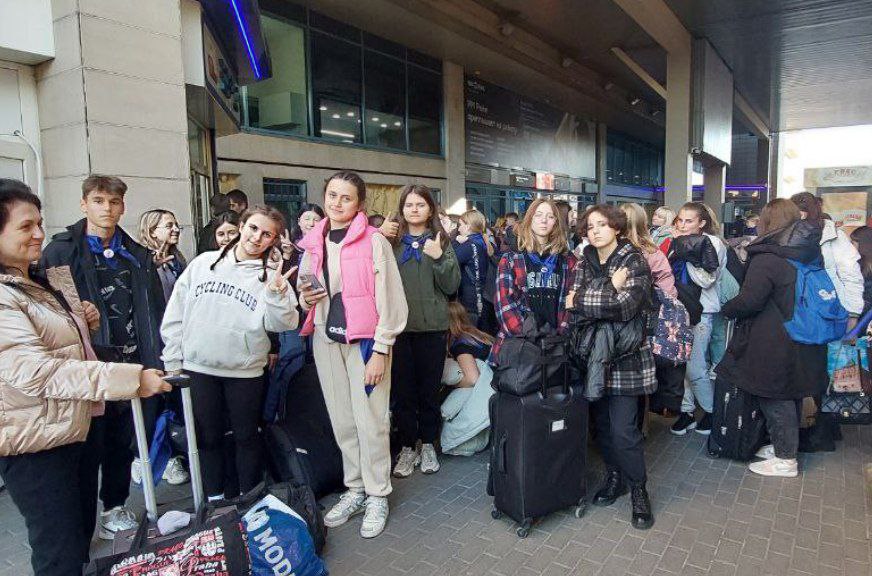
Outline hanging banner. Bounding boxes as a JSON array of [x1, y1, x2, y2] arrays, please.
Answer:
[[465, 77, 596, 179]]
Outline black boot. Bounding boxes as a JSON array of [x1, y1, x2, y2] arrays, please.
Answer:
[[631, 484, 654, 530], [592, 470, 627, 507]]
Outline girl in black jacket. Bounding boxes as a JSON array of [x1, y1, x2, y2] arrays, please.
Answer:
[[716, 199, 826, 478]]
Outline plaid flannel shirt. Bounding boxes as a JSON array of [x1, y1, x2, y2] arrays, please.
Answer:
[[571, 242, 657, 395], [490, 250, 577, 363]]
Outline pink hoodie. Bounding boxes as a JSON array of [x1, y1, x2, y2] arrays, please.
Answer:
[[645, 249, 677, 297]]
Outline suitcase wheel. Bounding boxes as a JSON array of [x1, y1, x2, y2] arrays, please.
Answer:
[[516, 519, 532, 538], [490, 508, 502, 520]]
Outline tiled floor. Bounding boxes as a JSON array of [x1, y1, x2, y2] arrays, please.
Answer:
[[2, 416, 870, 576]]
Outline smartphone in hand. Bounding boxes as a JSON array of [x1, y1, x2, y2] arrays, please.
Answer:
[[163, 374, 191, 387], [299, 273, 326, 293]]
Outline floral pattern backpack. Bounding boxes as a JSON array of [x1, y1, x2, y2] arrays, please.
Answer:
[[650, 286, 693, 365]]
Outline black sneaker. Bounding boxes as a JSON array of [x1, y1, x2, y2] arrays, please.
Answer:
[[670, 412, 697, 436], [695, 412, 712, 436]]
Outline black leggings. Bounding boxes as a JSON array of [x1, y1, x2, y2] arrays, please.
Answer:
[[391, 331, 448, 448], [188, 371, 264, 497]]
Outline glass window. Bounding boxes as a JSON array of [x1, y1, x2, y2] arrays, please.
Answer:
[[242, 15, 308, 135], [408, 66, 441, 154], [264, 178, 307, 224], [312, 32, 362, 143], [364, 51, 406, 149]]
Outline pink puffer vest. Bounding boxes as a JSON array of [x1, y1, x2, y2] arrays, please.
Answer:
[[298, 211, 379, 340]]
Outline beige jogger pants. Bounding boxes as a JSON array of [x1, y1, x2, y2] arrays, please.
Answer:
[[312, 328, 392, 497]]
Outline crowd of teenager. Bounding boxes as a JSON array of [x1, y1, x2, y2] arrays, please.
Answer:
[[0, 170, 864, 575]]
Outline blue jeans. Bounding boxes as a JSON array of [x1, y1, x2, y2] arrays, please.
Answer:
[[682, 313, 715, 414]]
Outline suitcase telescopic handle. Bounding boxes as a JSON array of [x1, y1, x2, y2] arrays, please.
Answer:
[[131, 375, 205, 523]]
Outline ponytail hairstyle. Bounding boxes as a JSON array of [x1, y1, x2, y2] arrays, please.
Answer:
[[678, 202, 718, 235], [210, 205, 287, 281], [323, 170, 367, 207]]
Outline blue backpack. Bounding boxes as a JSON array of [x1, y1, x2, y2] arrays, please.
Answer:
[[783, 259, 849, 344]]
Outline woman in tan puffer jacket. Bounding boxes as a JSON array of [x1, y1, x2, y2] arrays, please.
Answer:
[[0, 179, 169, 576]]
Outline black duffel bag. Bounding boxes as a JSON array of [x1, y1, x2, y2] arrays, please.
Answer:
[[492, 326, 571, 396]]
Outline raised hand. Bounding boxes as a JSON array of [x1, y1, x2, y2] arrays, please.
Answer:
[[153, 240, 175, 266], [423, 232, 444, 260], [270, 265, 297, 294], [380, 212, 400, 239]]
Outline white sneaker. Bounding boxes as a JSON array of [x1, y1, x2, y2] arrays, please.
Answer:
[[130, 458, 142, 486], [755, 444, 776, 460], [99, 506, 138, 540], [323, 490, 366, 528], [360, 496, 389, 538], [392, 447, 420, 478], [420, 443, 440, 474], [748, 457, 798, 478], [162, 456, 190, 485]]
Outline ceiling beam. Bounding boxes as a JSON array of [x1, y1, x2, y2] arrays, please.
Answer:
[[611, 0, 691, 54], [734, 90, 770, 140], [610, 47, 667, 100]]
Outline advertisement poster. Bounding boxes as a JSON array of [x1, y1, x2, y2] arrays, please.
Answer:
[[821, 190, 869, 231], [465, 77, 596, 180]]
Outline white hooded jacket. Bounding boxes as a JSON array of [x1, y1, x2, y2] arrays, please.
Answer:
[[821, 219, 864, 316]]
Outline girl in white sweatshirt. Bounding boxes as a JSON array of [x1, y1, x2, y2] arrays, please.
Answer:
[[161, 205, 299, 498]]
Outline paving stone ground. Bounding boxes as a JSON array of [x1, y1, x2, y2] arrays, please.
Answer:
[[2, 416, 870, 576]]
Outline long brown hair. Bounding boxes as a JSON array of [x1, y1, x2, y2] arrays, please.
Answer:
[[393, 184, 449, 248], [851, 226, 872, 276], [516, 198, 569, 255], [758, 198, 800, 236], [448, 301, 494, 348], [211, 205, 287, 281]]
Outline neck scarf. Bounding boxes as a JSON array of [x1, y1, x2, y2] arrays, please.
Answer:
[[400, 232, 431, 264], [527, 251, 558, 285], [86, 230, 140, 270]]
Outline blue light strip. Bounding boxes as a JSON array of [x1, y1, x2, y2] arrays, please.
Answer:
[[229, 0, 262, 79]]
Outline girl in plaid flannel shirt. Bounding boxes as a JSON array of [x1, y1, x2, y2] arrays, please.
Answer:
[[568, 204, 656, 531], [491, 199, 576, 364]]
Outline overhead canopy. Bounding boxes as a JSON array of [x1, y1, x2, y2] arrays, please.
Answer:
[[199, 0, 272, 85], [666, 0, 872, 132]]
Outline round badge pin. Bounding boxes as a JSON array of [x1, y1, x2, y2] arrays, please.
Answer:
[[541, 267, 548, 274], [103, 248, 115, 259], [412, 241, 420, 249]]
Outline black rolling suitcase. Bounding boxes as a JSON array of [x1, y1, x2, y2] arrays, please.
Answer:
[[488, 353, 588, 537], [265, 363, 344, 498], [707, 374, 767, 461], [707, 322, 767, 460]]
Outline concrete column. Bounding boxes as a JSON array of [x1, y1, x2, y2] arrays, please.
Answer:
[[442, 60, 467, 213], [36, 0, 193, 253], [703, 162, 726, 233], [756, 136, 771, 204], [664, 50, 693, 210], [768, 132, 780, 199], [596, 122, 608, 204]]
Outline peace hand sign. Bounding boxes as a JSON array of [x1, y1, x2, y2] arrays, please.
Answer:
[[153, 240, 175, 266], [270, 265, 298, 295], [423, 232, 443, 260]]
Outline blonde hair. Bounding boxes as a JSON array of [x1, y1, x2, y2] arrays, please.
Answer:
[[516, 198, 569, 256], [620, 203, 658, 254], [461, 210, 487, 234], [138, 209, 175, 252], [653, 206, 675, 226]]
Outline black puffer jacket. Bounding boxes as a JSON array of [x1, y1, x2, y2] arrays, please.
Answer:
[[715, 220, 827, 399]]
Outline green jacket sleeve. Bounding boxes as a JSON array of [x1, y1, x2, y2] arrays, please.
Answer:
[[431, 243, 461, 296]]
